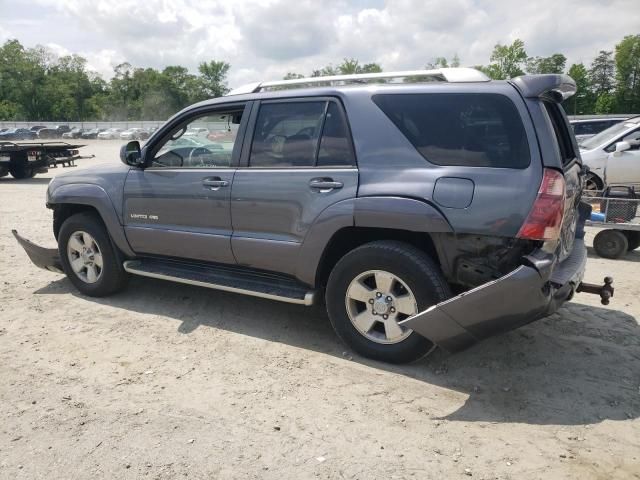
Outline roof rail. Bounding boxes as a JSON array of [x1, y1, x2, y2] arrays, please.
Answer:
[[227, 67, 490, 96]]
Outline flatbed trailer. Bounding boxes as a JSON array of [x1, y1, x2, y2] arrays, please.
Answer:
[[583, 188, 640, 258], [0, 141, 88, 179]]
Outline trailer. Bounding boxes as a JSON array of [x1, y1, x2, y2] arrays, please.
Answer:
[[0, 141, 88, 179], [583, 186, 640, 259]]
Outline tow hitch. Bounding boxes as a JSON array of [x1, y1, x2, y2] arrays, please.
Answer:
[[577, 276, 614, 305]]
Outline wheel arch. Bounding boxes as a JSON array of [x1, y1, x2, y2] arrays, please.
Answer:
[[48, 183, 135, 257], [314, 226, 443, 289]]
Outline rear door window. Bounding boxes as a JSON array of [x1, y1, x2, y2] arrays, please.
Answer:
[[249, 100, 355, 168], [373, 93, 530, 168]]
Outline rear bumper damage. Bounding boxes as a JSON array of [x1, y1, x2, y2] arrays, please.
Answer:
[[12, 230, 63, 273], [400, 206, 613, 352]]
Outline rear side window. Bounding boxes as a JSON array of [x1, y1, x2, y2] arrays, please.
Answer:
[[544, 102, 576, 166], [373, 93, 530, 168]]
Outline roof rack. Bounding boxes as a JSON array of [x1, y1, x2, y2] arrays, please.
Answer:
[[227, 67, 490, 96]]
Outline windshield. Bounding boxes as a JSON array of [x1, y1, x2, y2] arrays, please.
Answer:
[[580, 122, 636, 150]]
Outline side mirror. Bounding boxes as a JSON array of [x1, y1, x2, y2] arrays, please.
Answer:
[[120, 141, 143, 166], [613, 141, 631, 156]]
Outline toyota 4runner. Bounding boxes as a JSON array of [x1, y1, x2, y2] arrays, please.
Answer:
[[14, 68, 613, 363]]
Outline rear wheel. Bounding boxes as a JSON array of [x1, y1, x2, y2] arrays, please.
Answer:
[[325, 240, 451, 363], [58, 212, 129, 296], [593, 229, 628, 259]]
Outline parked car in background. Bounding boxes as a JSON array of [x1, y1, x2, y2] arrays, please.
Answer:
[[570, 117, 628, 143], [580, 116, 640, 191], [97, 128, 123, 140], [81, 128, 106, 139], [120, 128, 150, 141], [29, 125, 47, 132], [62, 127, 85, 139], [207, 129, 236, 143], [38, 125, 71, 139], [0, 128, 37, 140], [184, 127, 209, 137]]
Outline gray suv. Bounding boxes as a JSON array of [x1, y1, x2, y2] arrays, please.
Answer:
[[14, 68, 613, 363]]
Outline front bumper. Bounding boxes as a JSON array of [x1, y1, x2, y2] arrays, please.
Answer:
[[12, 230, 63, 273], [400, 203, 599, 352]]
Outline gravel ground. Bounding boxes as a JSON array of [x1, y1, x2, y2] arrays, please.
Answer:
[[1, 140, 639, 479]]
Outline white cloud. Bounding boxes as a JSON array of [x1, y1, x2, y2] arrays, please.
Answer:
[[6, 0, 640, 87]]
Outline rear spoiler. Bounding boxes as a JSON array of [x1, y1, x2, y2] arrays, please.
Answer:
[[510, 74, 576, 102]]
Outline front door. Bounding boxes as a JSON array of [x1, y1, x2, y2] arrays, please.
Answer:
[[605, 128, 640, 187], [231, 99, 358, 276], [123, 104, 249, 264]]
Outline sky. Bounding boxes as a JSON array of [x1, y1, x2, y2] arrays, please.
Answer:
[[0, 0, 638, 88]]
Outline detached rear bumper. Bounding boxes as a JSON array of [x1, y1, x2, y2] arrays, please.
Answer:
[[400, 238, 589, 352], [12, 230, 63, 273]]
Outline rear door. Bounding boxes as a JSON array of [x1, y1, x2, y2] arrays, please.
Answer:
[[230, 98, 358, 276], [123, 103, 249, 264]]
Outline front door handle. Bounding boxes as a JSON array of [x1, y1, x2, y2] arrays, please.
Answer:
[[309, 178, 343, 191], [202, 177, 229, 190]]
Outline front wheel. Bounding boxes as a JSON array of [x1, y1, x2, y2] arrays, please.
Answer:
[[325, 240, 451, 363], [58, 212, 129, 296]]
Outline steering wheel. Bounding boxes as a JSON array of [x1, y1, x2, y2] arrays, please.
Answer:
[[188, 147, 211, 166]]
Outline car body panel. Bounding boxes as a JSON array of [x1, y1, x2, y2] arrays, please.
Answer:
[[123, 167, 236, 264]]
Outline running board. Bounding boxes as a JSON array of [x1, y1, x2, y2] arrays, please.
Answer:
[[123, 258, 316, 306]]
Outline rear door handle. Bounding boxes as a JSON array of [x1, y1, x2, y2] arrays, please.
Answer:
[[309, 178, 343, 191], [202, 177, 229, 190]]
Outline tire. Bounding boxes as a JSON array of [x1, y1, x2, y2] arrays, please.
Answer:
[[58, 212, 129, 296], [325, 240, 451, 364], [624, 231, 640, 251], [584, 173, 603, 195], [593, 229, 628, 259], [9, 156, 35, 179]]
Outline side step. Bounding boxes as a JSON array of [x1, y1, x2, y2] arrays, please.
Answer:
[[123, 258, 316, 306]]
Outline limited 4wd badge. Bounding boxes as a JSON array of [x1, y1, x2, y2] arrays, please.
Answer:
[[130, 213, 159, 221]]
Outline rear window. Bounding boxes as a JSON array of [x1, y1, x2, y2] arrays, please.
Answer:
[[373, 93, 530, 168]]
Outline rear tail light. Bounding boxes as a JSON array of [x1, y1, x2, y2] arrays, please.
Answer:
[[517, 168, 565, 241]]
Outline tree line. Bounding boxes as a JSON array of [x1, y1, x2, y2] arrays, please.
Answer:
[[0, 34, 638, 121]]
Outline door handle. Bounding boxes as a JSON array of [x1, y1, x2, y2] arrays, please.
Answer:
[[309, 178, 343, 191], [202, 177, 229, 190]]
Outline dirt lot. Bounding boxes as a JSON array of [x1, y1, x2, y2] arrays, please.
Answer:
[[1, 140, 639, 479]]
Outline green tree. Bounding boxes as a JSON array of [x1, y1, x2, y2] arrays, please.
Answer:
[[197, 60, 230, 98], [564, 63, 593, 115], [480, 39, 528, 79], [589, 50, 616, 96], [526, 53, 566, 74], [283, 72, 305, 79], [614, 34, 640, 113]]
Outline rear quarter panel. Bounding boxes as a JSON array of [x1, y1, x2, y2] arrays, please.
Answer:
[[339, 83, 543, 237]]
